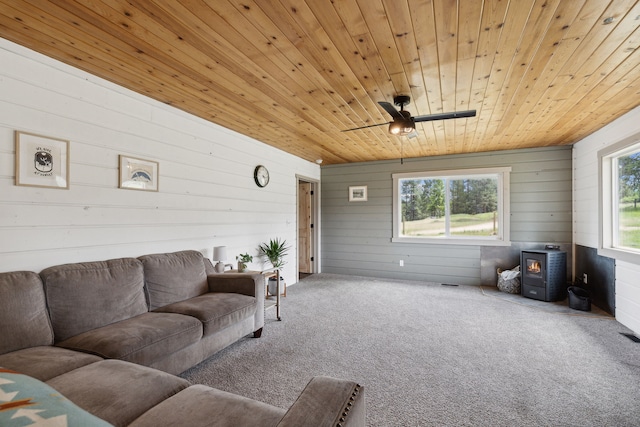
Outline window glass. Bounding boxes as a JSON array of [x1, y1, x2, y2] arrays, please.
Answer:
[[449, 177, 498, 237], [599, 137, 640, 264], [400, 178, 445, 237], [616, 149, 640, 251], [393, 168, 510, 245]]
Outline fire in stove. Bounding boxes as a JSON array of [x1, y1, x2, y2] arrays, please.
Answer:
[[527, 259, 541, 274]]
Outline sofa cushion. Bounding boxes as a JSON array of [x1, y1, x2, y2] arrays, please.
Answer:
[[0, 367, 113, 427], [0, 346, 102, 381], [153, 293, 257, 336], [47, 360, 189, 427], [56, 312, 203, 366], [139, 250, 210, 310], [0, 271, 53, 354], [40, 258, 148, 342], [129, 384, 286, 427], [0, 368, 111, 427]]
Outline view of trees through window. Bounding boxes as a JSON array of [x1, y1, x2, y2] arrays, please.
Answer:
[[617, 150, 640, 250], [400, 176, 498, 237]]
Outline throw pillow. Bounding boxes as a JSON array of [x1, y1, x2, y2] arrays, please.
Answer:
[[0, 368, 113, 427]]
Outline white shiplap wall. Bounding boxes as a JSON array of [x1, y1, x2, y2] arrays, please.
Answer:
[[573, 105, 640, 335], [0, 39, 319, 286]]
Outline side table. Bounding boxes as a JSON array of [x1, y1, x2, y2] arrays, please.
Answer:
[[225, 269, 282, 321]]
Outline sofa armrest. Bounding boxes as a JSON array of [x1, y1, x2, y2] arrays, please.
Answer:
[[207, 273, 265, 336], [277, 377, 365, 427], [206, 273, 264, 297]]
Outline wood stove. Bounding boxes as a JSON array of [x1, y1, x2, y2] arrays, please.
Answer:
[[520, 249, 566, 301]]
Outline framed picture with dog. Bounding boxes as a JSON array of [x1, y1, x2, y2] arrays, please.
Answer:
[[15, 131, 70, 189]]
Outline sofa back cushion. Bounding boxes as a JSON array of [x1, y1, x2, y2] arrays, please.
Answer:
[[0, 271, 54, 354], [138, 250, 209, 310], [40, 258, 148, 342]]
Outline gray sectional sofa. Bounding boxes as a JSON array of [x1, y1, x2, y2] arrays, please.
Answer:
[[0, 250, 365, 427]]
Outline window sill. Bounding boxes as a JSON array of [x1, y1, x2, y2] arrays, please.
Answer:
[[392, 237, 511, 246], [598, 247, 640, 266]]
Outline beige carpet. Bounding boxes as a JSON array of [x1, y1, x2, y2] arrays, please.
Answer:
[[183, 274, 640, 426], [480, 285, 612, 318]]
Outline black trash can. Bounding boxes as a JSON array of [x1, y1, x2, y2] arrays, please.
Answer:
[[567, 286, 591, 311]]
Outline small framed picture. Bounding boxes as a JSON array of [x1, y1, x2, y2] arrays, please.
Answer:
[[119, 155, 159, 191], [349, 185, 368, 202], [15, 131, 70, 189]]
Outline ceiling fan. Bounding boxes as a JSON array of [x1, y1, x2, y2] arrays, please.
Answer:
[[343, 95, 476, 136]]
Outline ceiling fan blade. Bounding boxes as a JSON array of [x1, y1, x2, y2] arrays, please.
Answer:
[[341, 121, 390, 132], [413, 110, 476, 123], [378, 101, 404, 120]]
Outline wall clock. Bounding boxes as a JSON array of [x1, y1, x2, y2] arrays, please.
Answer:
[[254, 165, 269, 187]]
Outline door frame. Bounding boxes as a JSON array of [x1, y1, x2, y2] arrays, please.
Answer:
[[296, 175, 320, 276]]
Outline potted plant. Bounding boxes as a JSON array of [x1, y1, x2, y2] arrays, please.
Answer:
[[259, 238, 290, 296], [236, 253, 253, 272]]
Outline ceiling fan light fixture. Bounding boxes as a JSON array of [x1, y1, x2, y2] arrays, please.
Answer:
[[389, 119, 415, 136], [343, 95, 475, 135]]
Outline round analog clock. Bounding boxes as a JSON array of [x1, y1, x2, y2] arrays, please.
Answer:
[[254, 165, 269, 187]]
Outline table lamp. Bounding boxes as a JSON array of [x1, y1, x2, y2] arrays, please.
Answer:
[[213, 246, 227, 273]]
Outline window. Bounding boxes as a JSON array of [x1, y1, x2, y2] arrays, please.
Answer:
[[599, 136, 640, 263], [392, 167, 511, 245]]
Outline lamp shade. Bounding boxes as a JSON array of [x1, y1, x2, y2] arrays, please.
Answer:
[[213, 246, 227, 261]]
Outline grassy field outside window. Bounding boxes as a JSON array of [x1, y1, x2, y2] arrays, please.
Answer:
[[599, 136, 640, 264], [617, 150, 640, 250], [392, 168, 510, 245]]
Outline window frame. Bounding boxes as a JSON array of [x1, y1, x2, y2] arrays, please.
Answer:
[[598, 134, 640, 264], [392, 167, 511, 246]]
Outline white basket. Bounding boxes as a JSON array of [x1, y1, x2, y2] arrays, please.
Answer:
[[496, 266, 521, 294]]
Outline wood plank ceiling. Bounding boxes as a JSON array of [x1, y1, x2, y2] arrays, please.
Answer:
[[1, 1, 639, 165]]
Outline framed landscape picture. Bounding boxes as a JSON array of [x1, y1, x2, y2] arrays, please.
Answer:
[[119, 155, 159, 191], [349, 185, 368, 202], [15, 131, 70, 189]]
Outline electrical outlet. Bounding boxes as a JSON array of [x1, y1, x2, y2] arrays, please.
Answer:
[[583, 273, 588, 284], [399, 260, 404, 267]]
